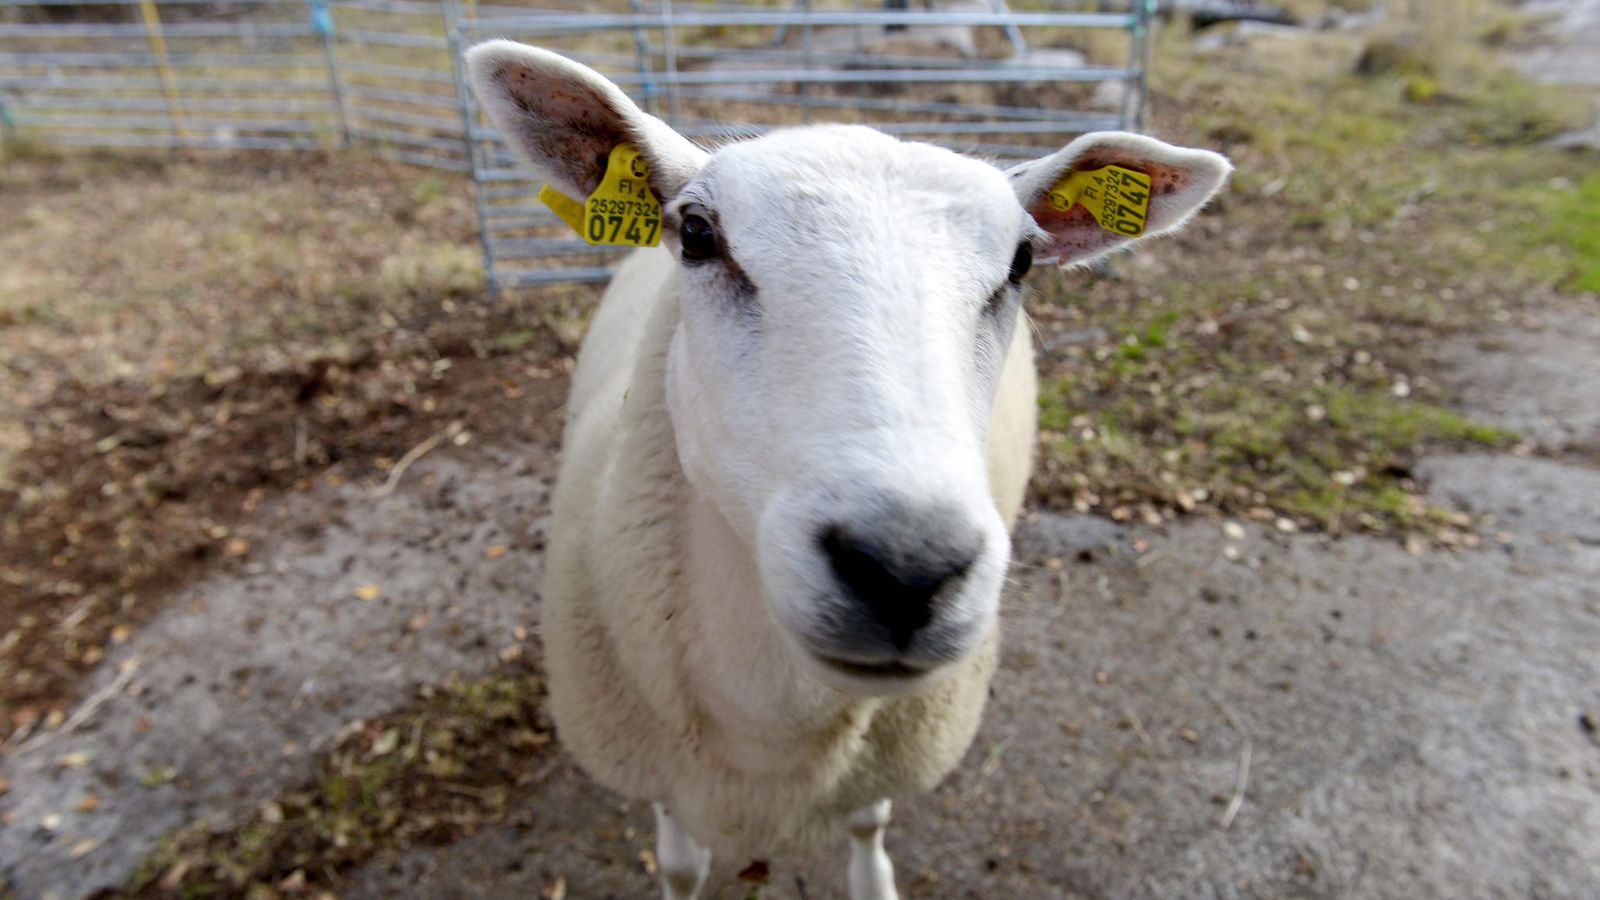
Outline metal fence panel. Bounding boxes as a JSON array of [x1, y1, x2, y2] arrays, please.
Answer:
[[0, 0, 1156, 292]]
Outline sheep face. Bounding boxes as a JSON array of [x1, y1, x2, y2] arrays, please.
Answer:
[[662, 126, 1025, 694], [464, 41, 1232, 697]]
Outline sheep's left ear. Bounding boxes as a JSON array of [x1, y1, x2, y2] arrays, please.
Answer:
[[1008, 132, 1232, 266]]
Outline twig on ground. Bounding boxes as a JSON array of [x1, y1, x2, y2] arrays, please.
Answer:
[[369, 421, 462, 499], [1125, 709, 1154, 748], [9, 656, 142, 756], [1180, 663, 1252, 829]]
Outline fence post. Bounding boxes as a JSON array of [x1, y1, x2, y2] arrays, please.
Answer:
[[310, 0, 353, 148], [658, 0, 680, 127], [627, 0, 658, 116], [135, 0, 186, 145], [441, 0, 501, 300], [1139, 0, 1152, 132]]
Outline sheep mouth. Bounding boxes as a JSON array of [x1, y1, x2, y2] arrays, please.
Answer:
[[813, 654, 927, 681]]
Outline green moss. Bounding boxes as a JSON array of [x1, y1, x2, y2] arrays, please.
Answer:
[[1447, 72, 1592, 146], [1037, 376, 1075, 433], [1032, 356, 1516, 534], [122, 669, 552, 897], [1536, 170, 1600, 294]]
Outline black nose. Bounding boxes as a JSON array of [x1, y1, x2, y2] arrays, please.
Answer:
[[820, 510, 982, 651]]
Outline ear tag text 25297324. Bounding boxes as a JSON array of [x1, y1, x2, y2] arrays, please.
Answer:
[[1047, 165, 1152, 238], [539, 143, 662, 247]]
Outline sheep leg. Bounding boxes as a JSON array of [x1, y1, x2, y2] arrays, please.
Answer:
[[653, 802, 712, 900], [847, 799, 898, 900]]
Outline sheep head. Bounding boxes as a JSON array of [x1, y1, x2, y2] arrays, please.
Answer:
[[466, 41, 1230, 696]]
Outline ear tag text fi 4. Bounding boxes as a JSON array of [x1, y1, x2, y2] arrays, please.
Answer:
[[539, 143, 662, 247], [1048, 164, 1152, 238]]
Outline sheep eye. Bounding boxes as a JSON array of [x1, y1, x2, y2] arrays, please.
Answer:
[[1008, 243, 1033, 284], [680, 214, 719, 263]]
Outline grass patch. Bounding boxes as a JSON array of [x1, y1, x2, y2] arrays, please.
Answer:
[[1533, 169, 1600, 294], [1024, 14, 1593, 539], [119, 668, 552, 897]]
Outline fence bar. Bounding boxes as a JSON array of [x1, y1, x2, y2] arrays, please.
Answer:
[[134, 0, 184, 141]]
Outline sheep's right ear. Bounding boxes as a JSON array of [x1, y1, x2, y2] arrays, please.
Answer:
[[464, 41, 707, 202]]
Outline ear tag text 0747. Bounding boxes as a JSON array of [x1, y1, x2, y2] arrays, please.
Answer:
[[538, 143, 662, 247], [1047, 164, 1152, 238]]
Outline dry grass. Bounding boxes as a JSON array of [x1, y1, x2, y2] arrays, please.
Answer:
[[0, 146, 582, 741]]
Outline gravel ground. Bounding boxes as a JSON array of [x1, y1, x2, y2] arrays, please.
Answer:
[[2, 318, 1596, 900], [0, 449, 554, 898], [327, 302, 1600, 899]]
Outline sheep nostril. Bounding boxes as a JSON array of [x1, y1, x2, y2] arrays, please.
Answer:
[[819, 523, 979, 651]]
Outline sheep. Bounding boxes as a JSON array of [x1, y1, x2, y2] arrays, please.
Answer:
[[464, 40, 1231, 900]]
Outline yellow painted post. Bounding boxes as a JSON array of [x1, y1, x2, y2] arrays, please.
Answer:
[[136, 0, 187, 143]]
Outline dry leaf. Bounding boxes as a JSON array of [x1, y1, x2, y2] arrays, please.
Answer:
[[158, 861, 191, 891], [76, 794, 101, 813], [353, 584, 382, 601], [371, 728, 400, 756], [484, 544, 509, 560]]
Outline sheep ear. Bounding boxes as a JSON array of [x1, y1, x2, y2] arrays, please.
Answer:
[[1008, 132, 1232, 266], [464, 40, 708, 201]]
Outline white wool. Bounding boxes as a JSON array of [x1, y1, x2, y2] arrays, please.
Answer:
[[545, 245, 1032, 857], [463, 39, 1230, 878]]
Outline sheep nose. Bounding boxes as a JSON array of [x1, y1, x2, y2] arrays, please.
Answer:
[[820, 510, 982, 651]]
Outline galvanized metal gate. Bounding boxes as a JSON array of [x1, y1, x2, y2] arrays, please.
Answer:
[[0, 1, 1156, 292]]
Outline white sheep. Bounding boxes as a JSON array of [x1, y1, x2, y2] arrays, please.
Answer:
[[465, 41, 1230, 900]]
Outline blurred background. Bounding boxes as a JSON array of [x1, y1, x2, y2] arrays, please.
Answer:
[[0, 1, 1597, 897]]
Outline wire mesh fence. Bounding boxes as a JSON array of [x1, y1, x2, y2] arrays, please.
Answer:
[[1, 0, 1157, 292]]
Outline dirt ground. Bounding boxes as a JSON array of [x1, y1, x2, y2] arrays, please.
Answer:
[[3, 307, 1596, 899], [2, 4, 1599, 899]]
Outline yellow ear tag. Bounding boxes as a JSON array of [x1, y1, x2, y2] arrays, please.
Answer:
[[1046, 164, 1153, 238], [538, 143, 663, 247]]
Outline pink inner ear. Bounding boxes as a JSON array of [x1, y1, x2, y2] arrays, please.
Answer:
[[494, 63, 627, 196], [1028, 200, 1118, 262], [1029, 154, 1196, 261]]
